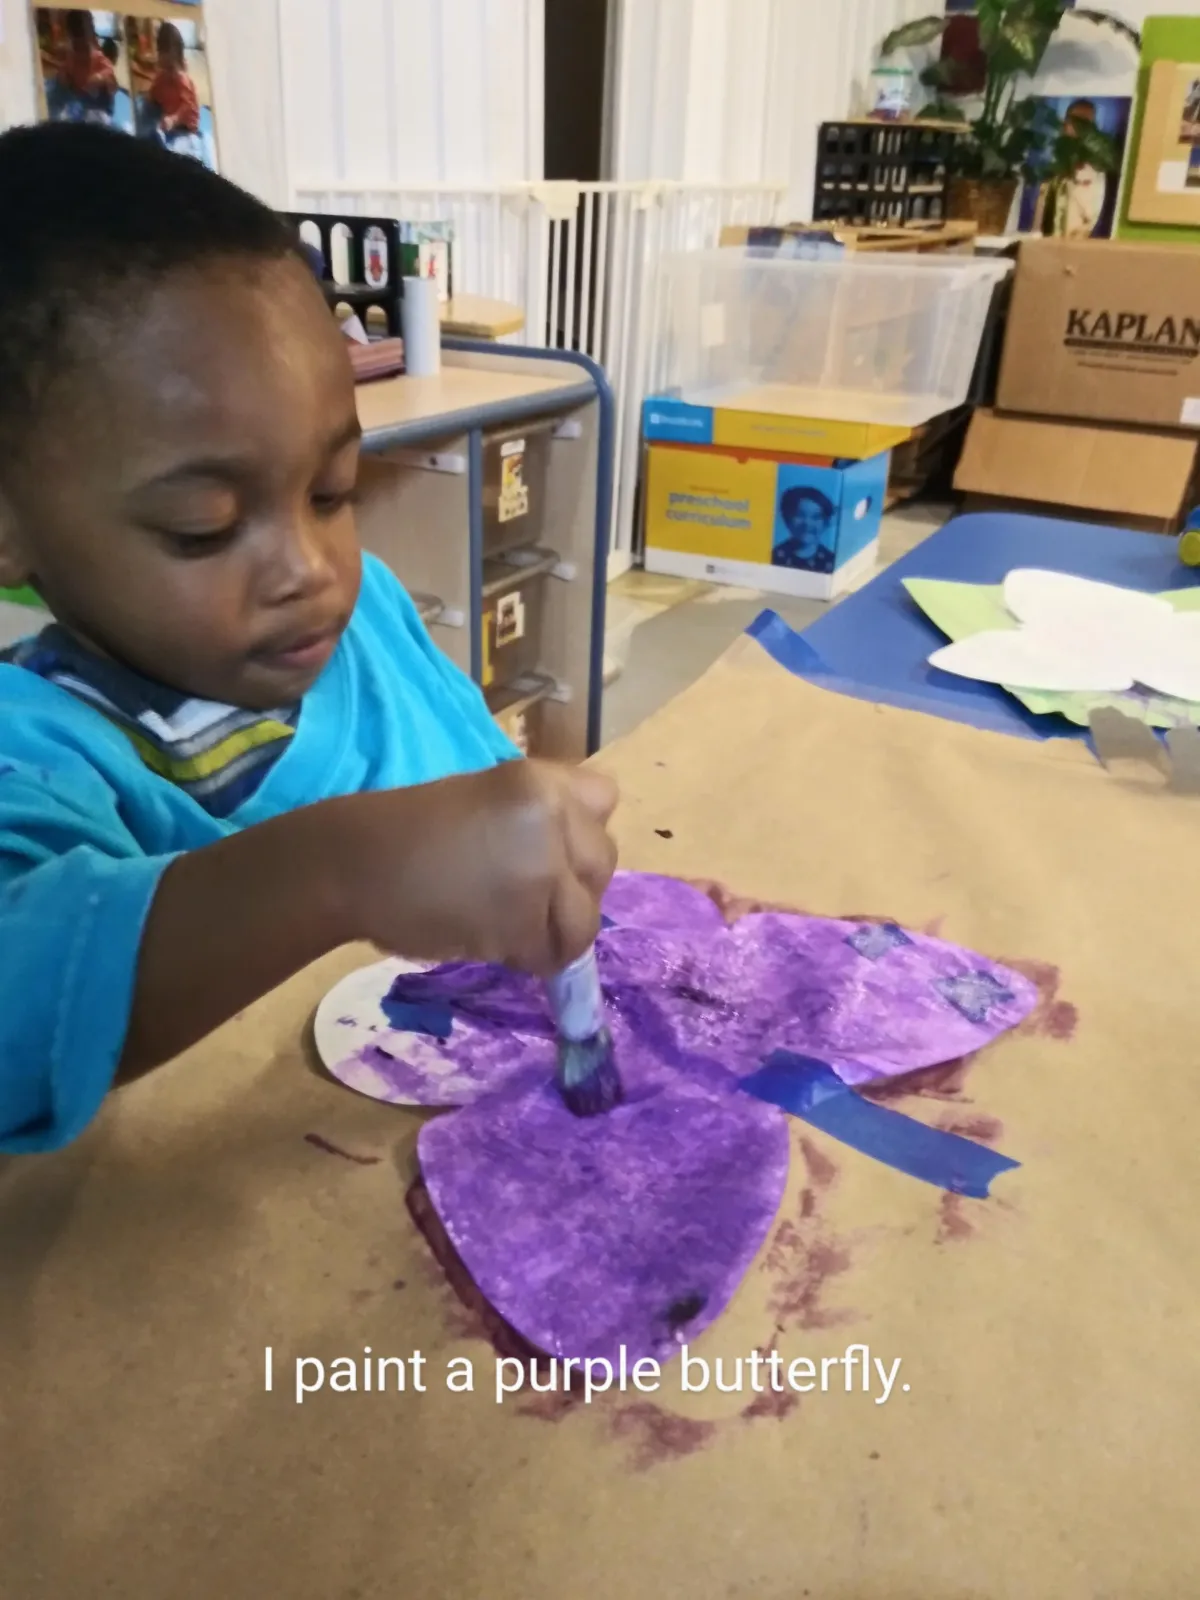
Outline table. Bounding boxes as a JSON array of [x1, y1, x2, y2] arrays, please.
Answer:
[[750, 510, 1200, 739], [4, 621, 1198, 1597]]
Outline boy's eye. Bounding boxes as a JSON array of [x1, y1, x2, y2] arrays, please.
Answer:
[[311, 489, 356, 517], [160, 525, 240, 558]]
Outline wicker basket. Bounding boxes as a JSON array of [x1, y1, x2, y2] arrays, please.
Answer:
[[946, 177, 1018, 236]]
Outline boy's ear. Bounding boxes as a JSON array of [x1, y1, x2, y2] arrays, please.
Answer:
[[0, 493, 31, 588]]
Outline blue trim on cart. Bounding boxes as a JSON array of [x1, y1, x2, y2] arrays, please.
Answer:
[[444, 340, 615, 756], [468, 429, 484, 683]]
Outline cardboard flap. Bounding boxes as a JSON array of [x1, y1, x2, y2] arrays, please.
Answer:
[[954, 409, 1198, 521]]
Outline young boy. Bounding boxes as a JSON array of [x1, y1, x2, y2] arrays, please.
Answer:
[[0, 123, 617, 1154]]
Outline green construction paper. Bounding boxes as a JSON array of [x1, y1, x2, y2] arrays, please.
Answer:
[[0, 586, 41, 608], [1118, 16, 1200, 246], [904, 577, 1200, 729]]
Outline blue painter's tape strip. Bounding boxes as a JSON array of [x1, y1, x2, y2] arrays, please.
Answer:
[[745, 609, 830, 678], [741, 1052, 1020, 1198], [380, 998, 455, 1040]]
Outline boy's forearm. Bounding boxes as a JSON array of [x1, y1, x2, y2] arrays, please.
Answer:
[[118, 798, 366, 1080]]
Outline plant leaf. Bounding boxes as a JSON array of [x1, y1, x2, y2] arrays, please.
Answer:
[[1059, 121, 1121, 175], [1070, 9, 1142, 50], [880, 15, 947, 54], [919, 58, 963, 90]]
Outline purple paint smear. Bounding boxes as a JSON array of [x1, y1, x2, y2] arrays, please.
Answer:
[[351, 873, 1037, 1106], [418, 1066, 790, 1363], [339, 873, 1038, 1365]]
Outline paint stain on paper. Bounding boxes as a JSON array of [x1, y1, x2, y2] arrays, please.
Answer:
[[763, 1140, 858, 1333], [606, 1402, 718, 1472], [304, 1133, 382, 1165], [1008, 958, 1079, 1041]]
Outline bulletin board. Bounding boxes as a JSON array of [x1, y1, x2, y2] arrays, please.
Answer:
[[1126, 59, 1200, 228], [1118, 15, 1200, 244], [30, 1, 217, 171]]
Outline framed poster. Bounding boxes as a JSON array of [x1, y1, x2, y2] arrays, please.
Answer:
[[1018, 96, 1132, 239], [1127, 59, 1200, 226], [32, 4, 217, 171]]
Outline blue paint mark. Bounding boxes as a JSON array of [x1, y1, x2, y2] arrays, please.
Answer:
[[845, 923, 913, 961], [740, 1052, 1020, 1198], [936, 971, 1015, 1025], [379, 997, 455, 1040]]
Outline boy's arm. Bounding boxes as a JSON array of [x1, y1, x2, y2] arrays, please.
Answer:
[[0, 758, 615, 1151]]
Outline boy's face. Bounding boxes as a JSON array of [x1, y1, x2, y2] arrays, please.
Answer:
[[0, 256, 363, 709]]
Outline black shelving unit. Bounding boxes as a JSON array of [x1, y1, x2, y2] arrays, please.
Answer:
[[814, 121, 964, 227]]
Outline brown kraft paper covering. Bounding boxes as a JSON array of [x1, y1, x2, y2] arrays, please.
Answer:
[[2, 631, 1198, 1597]]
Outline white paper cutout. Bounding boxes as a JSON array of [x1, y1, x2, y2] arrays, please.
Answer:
[[1128, 614, 1200, 703], [927, 569, 1200, 699], [930, 632, 1134, 692], [1003, 569, 1172, 633]]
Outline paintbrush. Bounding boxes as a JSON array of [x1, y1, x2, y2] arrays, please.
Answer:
[[546, 946, 623, 1117]]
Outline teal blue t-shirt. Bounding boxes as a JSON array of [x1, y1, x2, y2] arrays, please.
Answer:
[[0, 554, 515, 1153]]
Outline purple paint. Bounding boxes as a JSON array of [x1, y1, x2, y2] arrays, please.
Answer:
[[325, 872, 1041, 1366], [350, 872, 1038, 1107], [419, 1067, 790, 1364]]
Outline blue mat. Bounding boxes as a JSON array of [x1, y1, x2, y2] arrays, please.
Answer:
[[747, 512, 1200, 741]]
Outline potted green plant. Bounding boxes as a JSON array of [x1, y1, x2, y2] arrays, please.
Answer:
[[881, 0, 1140, 235]]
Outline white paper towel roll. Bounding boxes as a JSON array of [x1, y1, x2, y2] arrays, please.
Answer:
[[402, 276, 442, 377]]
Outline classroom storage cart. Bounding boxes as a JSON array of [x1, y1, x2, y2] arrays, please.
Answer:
[[353, 341, 613, 759]]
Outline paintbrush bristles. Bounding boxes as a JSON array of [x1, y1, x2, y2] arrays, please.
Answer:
[[547, 947, 623, 1117], [557, 1029, 624, 1118]]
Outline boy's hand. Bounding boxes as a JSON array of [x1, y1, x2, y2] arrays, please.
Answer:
[[343, 761, 618, 977], [124, 761, 617, 1078]]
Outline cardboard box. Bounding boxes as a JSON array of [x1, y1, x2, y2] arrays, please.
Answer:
[[997, 239, 1200, 430], [643, 395, 910, 461], [953, 408, 1200, 533], [644, 442, 889, 599]]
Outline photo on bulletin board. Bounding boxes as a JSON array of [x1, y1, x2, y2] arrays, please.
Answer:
[[124, 14, 217, 170], [1128, 60, 1200, 226], [1017, 96, 1131, 240], [35, 9, 134, 132]]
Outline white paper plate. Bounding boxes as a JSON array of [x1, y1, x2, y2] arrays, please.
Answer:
[[314, 955, 445, 1106]]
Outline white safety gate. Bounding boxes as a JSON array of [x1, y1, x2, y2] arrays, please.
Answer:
[[290, 180, 784, 571]]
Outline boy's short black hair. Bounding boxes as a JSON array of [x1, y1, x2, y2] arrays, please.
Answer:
[[0, 121, 299, 463]]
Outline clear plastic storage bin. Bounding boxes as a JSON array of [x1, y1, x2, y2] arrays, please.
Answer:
[[651, 250, 1011, 429]]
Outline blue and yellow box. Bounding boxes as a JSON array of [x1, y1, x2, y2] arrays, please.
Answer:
[[643, 441, 890, 600], [643, 395, 910, 462]]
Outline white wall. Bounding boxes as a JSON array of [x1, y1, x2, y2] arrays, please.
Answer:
[[280, 0, 543, 194], [0, 0, 38, 129], [0, 0, 543, 203], [611, 0, 934, 211]]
